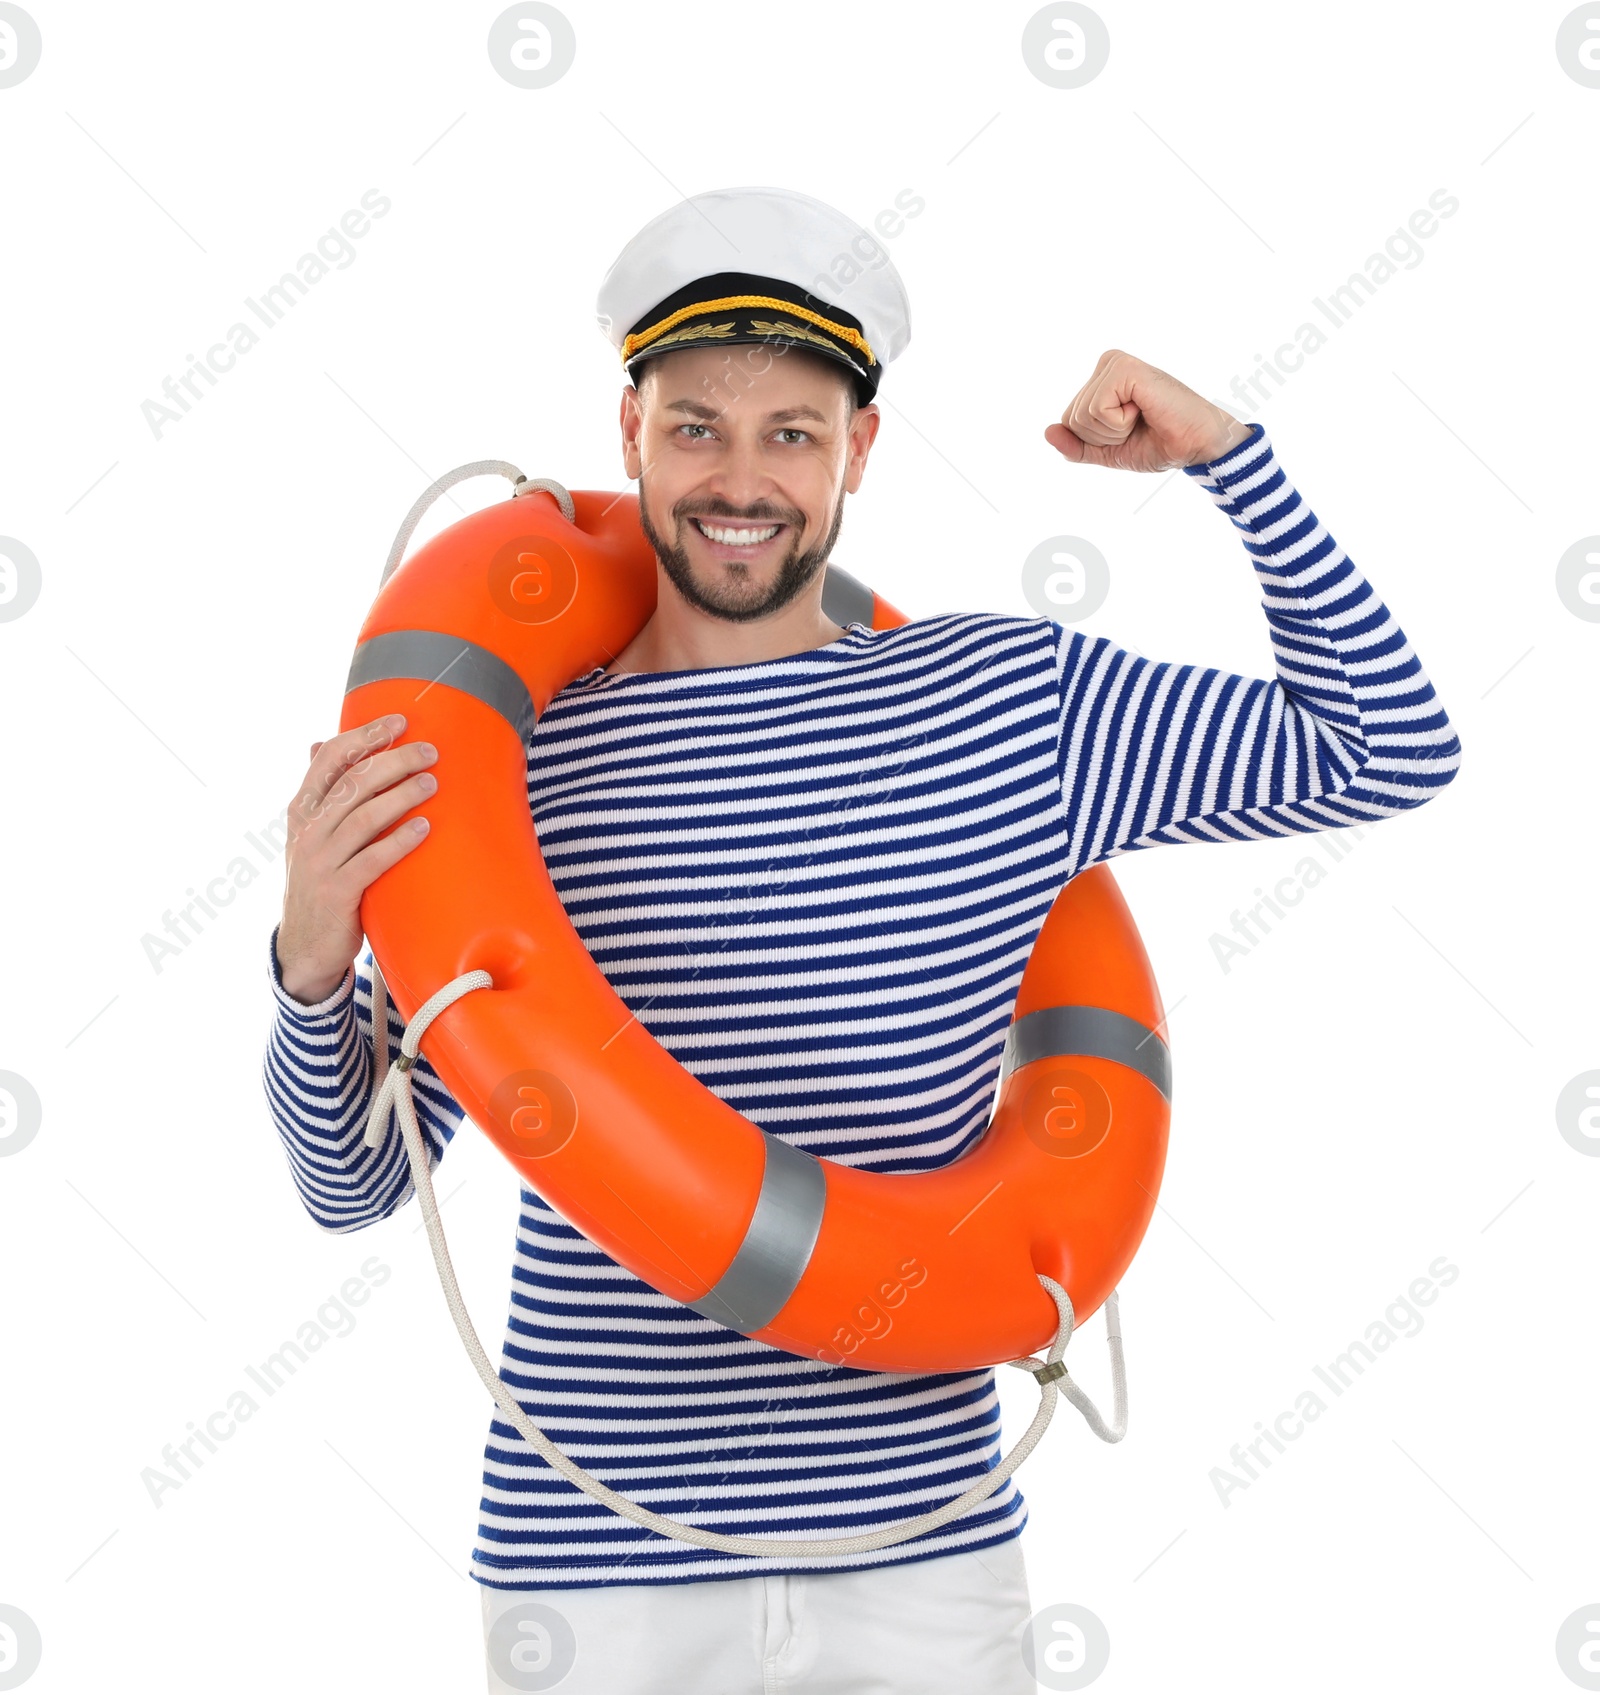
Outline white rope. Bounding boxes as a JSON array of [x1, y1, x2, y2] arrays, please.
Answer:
[[378, 461, 576, 588], [362, 962, 1129, 1555]]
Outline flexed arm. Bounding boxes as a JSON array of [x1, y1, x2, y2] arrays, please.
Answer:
[[1045, 352, 1460, 872]]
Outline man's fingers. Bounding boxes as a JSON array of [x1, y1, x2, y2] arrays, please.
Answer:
[[327, 770, 438, 864], [295, 732, 436, 837], [304, 716, 408, 807], [1065, 387, 1137, 446], [1045, 422, 1120, 469], [338, 814, 432, 898], [1056, 351, 1149, 450], [1044, 423, 1086, 462]]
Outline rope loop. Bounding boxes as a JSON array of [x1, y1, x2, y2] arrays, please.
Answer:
[[378, 461, 575, 588], [361, 958, 1128, 1552], [512, 475, 577, 521]]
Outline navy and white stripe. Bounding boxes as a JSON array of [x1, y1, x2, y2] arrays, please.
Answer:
[[262, 424, 1459, 1589]]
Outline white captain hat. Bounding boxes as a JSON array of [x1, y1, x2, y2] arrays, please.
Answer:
[[594, 185, 912, 404]]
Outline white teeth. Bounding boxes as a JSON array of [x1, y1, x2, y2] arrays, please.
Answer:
[[693, 519, 781, 546]]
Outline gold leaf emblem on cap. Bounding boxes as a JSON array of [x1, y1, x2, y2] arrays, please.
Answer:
[[632, 321, 737, 355], [747, 319, 858, 362]]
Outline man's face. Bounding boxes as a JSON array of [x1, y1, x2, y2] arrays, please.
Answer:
[[620, 343, 880, 624]]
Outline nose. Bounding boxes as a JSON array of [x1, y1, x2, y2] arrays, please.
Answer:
[[691, 439, 797, 526]]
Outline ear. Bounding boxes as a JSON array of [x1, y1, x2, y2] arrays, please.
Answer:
[[620, 384, 644, 480], [843, 404, 881, 495]]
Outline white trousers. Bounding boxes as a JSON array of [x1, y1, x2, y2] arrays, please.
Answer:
[[480, 1540, 1036, 1695]]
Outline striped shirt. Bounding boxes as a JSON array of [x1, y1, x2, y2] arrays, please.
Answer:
[[263, 423, 1460, 1589]]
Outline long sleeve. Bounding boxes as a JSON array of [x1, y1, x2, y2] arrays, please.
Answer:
[[1053, 421, 1460, 873], [261, 926, 465, 1232]]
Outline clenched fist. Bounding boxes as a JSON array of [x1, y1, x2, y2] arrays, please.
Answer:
[[1046, 350, 1253, 474]]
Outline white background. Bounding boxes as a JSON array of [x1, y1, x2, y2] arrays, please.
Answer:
[[1, 2, 1595, 1691]]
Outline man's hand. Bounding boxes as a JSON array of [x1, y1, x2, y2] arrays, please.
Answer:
[[1045, 350, 1253, 473], [274, 715, 438, 1005]]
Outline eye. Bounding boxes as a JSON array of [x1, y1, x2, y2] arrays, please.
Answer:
[[775, 428, 811, 444], [677, 422, 714, 440]]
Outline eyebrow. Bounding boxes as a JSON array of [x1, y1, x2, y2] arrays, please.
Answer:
[[663, 399, 829, 426]]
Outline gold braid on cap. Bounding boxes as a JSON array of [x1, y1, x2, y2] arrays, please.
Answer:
[[622, 294, 876, 366]]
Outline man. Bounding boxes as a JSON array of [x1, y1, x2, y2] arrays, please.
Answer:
[[264, 187, 1460, 1693]]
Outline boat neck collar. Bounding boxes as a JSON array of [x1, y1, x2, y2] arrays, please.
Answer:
[[570, 621, 876, 689]]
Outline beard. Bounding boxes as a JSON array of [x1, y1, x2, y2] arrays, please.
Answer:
[[636, 476, 847, 623]]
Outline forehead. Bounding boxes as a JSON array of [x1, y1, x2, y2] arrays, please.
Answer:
[[639, 342, 853, 420]]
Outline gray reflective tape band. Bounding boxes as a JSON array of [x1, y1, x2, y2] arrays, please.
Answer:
[[1000, 1004, 1172, 1102], [346, 630, 537, 743], [820, 563, 875, 630], [687, 1134, 826, 1334]]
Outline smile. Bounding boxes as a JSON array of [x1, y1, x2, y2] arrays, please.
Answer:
[[690, 517, 786, 549]]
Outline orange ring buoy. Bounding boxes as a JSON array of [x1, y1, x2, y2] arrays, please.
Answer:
[[340, 485, 1171, 1374]]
